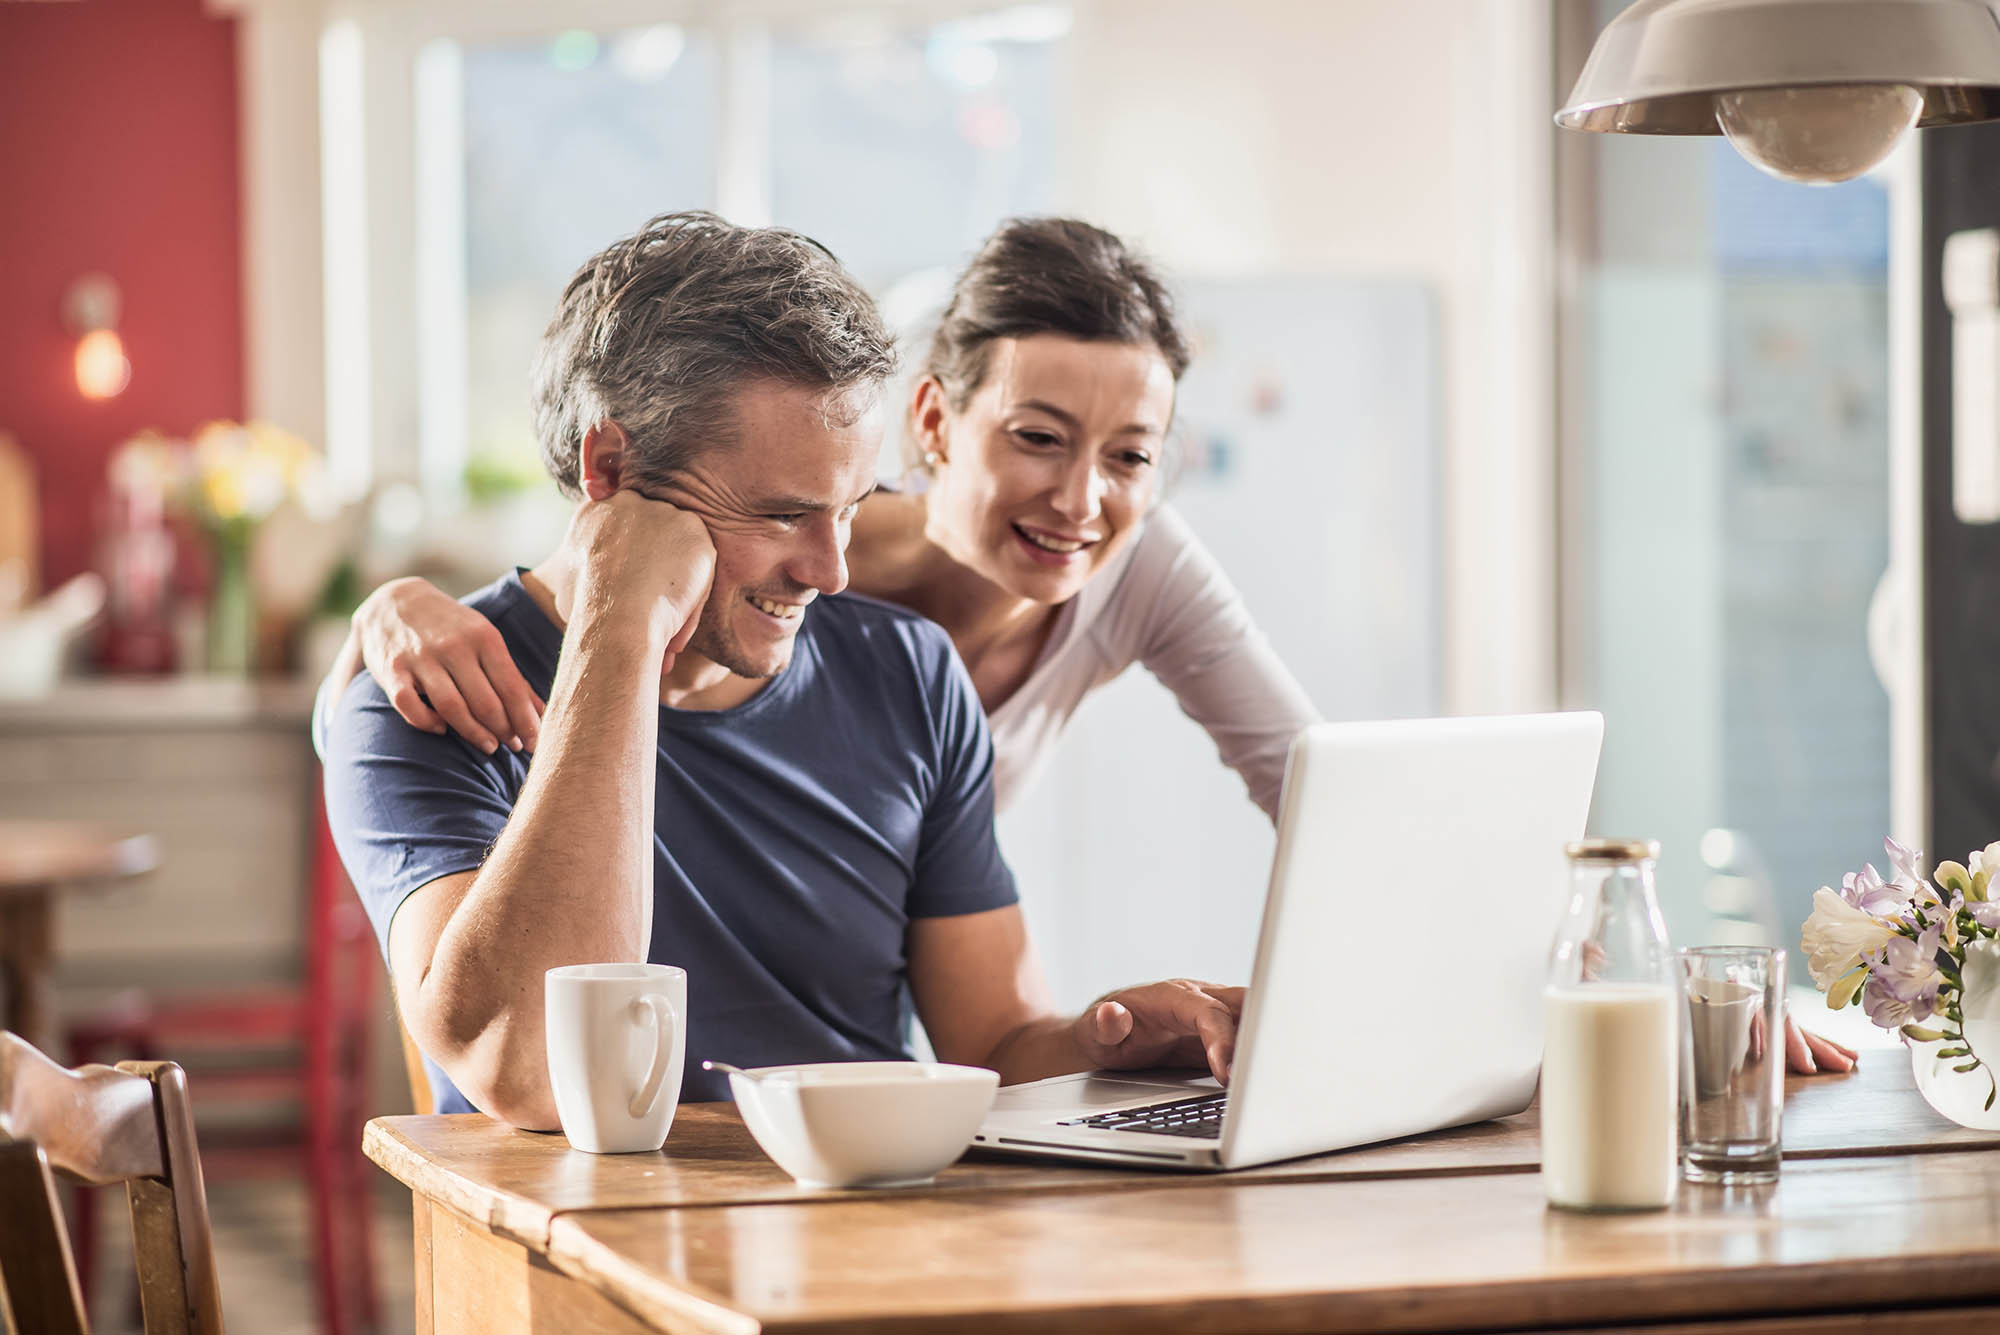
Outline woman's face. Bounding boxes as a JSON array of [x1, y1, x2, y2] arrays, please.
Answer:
[[918, 334, 1177, 607]]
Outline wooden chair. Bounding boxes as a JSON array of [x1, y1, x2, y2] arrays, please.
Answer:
[[398, 1014, 434, 1118], [0, 1030, 223, 1334], [64, 784, 376, 1335]]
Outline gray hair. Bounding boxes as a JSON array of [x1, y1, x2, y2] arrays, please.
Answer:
[[531, 211, 897, 498]]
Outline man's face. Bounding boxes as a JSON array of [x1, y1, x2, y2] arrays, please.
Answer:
[[652, 380, 883, 680]]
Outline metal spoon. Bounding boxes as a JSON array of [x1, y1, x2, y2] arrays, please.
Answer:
[[702, 1059, 758, 1082]]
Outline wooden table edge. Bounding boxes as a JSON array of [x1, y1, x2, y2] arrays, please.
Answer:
[[537, 1210, 2000, 1335], [365, 1117, 564, 1250], [545, 1214, 761, 1335], [0, 827, 160, 889]]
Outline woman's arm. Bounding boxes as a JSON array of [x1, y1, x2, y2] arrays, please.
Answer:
[[315, 576, 545, 755], [1120, 506, 1322, 822]]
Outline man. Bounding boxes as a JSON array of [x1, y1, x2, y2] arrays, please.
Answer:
[[325, 212, 1241, 1128]]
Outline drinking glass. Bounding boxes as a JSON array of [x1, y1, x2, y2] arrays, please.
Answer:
[[1679, 946, 1785, 1184]]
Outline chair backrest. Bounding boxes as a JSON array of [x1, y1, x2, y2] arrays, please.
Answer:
[[0, 1030, 223, 1335]]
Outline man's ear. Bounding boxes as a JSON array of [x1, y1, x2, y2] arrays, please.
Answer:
[[578, 422, 632, 500]]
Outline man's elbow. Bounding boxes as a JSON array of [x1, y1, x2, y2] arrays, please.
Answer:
[[406, 993, 560, 1130], [434, 1035, 560, 1130], [461, 1065, 561, 1132]]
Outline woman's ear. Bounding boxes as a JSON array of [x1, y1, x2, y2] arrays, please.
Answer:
[[910, 377, 949, 466], [578, 422, 631, 500]]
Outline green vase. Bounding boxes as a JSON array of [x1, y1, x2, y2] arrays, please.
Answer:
[[207, 524, 256, 676]]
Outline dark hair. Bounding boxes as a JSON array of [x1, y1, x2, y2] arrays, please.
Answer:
[[924, 217, 1191, 411], [531, 211, 897, 498]]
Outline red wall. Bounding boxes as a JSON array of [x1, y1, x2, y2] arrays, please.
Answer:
[[0, 0, 243, 590]]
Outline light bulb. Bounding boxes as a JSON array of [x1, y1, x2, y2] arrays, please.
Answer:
[[1715, 83, 1922, 185], [75, 328, 131, 400]]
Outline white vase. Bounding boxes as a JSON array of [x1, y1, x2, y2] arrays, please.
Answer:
[[1910, 938, 2000, 1131]]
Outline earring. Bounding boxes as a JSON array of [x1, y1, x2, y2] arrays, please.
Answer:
[[923, 450, 940, 468]]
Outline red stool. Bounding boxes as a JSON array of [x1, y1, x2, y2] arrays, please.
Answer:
[[68, 780, 380, 1335]]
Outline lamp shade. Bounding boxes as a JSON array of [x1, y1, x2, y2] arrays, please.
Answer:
[[1556, 0, 2000, 135]]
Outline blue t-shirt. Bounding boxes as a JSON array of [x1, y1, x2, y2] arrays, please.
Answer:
[[323, 572, 1017, 1110]]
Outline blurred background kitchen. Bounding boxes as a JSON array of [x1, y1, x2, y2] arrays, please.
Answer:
[[0, 0, 1949, 1330]]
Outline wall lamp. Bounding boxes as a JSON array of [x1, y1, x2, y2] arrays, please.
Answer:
[[62, 272, 130, 400], [1556, 0, 2000, 184]]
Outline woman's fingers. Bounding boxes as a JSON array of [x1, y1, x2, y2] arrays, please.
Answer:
[[1783, 1015, 1816, 1074], [1784, 1016, 1860, 1075], [478, 637, 545, 752], [1804, 1029, 1858, 1073], [413, 663, 501, 755], [384, 671, 443, 735], [440, 647, 518, 751], [359, 578, 542, 751]]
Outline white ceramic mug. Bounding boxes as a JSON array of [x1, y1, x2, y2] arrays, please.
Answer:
[[545, 963, 686, 1154]]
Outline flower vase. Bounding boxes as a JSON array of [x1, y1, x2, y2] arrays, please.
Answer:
[[206, 524, 256, 676], [1910, 938, 2000, 1131]]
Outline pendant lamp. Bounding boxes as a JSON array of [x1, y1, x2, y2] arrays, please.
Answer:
[[1556, 0, 2000, 183]]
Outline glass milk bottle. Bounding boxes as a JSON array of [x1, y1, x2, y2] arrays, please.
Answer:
[[1541, 839, 1680, 1211]]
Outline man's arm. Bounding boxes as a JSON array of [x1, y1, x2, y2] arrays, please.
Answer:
[[387, 490, 712, 1129], [907, 906, 1243, 1085]]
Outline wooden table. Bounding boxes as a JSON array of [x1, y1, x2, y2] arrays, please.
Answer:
[[0, 821, 158, 1048], [366, 1060, 2000, 1334]]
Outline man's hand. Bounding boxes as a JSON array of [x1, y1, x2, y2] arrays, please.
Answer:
[[1073, 980, 1245, 1085], [562, 489, 717, 668]]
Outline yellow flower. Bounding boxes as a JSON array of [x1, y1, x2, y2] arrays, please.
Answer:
[[203, 466, 247, 521], [184, 419, 320, 524], [116, 419, 324, 529]]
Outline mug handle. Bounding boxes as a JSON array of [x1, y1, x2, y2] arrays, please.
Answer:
[[627, 993, 676, 1118]]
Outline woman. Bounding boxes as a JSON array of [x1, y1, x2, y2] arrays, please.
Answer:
[[320, 217, 1857, 1074]]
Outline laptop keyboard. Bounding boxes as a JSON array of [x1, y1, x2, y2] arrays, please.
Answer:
[[1057, 1091, 1228, 1139]]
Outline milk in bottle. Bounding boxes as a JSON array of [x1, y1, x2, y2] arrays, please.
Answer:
[[1541, 839, 1680, 1211]]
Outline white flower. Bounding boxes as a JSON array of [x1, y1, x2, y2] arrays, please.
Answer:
[[1802, 887, 1898, 990], [1842, 862, 1915, 914], [1887, 836, 1925, 885], [1969, 842, 2000, 904]]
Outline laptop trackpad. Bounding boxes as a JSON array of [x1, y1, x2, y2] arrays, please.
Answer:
[[995, 1073, 1212, 1112]]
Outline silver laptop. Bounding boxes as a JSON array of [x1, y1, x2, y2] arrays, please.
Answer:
[[972, 710, 1605, 1171]]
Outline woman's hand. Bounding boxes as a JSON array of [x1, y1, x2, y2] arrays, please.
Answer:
[[1785, 1015, 1859, 1075], [355, 577, 545, 754]]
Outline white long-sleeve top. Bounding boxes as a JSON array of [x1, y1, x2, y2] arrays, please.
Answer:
[[986, 503, 1320, 821]]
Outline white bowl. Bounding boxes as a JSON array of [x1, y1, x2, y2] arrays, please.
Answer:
[[727, 1061, 999, 1189]]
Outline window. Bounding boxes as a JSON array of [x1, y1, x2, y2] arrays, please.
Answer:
[[1558, 39, 1896, 979], [768, 16, 1066, 292], [319, 4, 1071, 544], [456, 27, 719, 491]]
